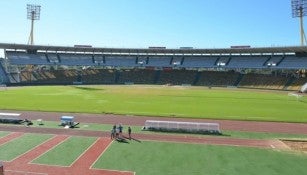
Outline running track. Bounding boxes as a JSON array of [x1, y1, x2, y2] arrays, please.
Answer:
[[0, 110, 306, 174]]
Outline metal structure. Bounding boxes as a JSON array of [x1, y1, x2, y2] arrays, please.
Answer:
[[292, 0, 307, 46], [143, 120, 221, 134], [27, 4, 41, 45], [1, 43, 307, 55]]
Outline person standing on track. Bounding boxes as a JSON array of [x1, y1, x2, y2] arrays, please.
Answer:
[[128, 126, 132, 140], [118, 124, 123, 138], [111, 124, 116, 139]]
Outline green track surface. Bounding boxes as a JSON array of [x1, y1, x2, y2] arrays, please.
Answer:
[[32, 136, 96, 166], [0, 85, 306, 122], [0, 133, 52, 161], [0, 131, 10, 138], [93, 141, 307, 175]]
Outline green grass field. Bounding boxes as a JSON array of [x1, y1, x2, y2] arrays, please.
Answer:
[[0, 85, 307, 175], [93, 141, 307, 175], [0, 131, 9, 138], [0, 85, 306, 122]]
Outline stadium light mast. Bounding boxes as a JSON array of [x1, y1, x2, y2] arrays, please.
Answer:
[[292, 0, 307, 46], [27, 4, 41, 45]]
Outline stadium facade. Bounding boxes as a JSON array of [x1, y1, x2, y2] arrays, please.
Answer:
[[0, 43, 306, 92]]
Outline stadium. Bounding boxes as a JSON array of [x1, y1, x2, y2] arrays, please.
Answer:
[[0, 43, 307, 91], [0, 1, 307, 175]]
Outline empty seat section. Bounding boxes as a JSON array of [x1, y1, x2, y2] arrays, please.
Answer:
[[0, 60, 8, 83], [265, 56, 283, 67], [105, 56, 136, 67], [182, 56, 217, 68], [6, 51, 48, 65], [93, 55, 105, 65], [136, 56, 147, 66], [47, 53, 60, 64], [285, 77, 307, 91], [58, 54, 94, 66], [82, 69, 116, 84], [278, 56, 307, 69], [171, 57, 183, 66], [239, 73, 288, 89], [118, 69, 156, 84], [147, 56, 171, 67], [158, 70, 197, 85], [17, 70, 78, 84], [196, 71, 240, 86], [227, 56, 268, 68]]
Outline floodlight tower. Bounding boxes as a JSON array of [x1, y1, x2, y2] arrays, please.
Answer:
[[27, 4, 41, 45], [292, 0, 307, 46]]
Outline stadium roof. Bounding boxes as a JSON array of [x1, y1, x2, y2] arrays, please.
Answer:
[[1, 43, 307, 55]]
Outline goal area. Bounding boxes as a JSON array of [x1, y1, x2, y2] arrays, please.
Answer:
[[143, 120, 221, 134]]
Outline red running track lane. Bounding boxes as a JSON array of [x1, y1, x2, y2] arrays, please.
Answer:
[[0, 124, 289, 149], [71, 137, 134, 175], [0, 132, 24, 146], [3, 136, 134, 175], [6, 110, 307, 135]]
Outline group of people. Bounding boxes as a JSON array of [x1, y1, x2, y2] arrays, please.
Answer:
[[111, 124, 132, 140]]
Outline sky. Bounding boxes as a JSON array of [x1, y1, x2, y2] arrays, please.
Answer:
[[0, 0, 303, 49]]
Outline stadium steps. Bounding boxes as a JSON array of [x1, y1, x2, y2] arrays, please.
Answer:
[[226, 57, 232, 65], [283, 76, 296, 90], [135, 56, 139, 64], [0, 61, 9, 84], [146, 56, 149, 64], [31, 72, 40, 81], [115, 71, 120, 84], [234, 73, 244, 86], [180, 57, 185, 65], [193, 71, 201, 85], [0, 60, 8, 84], [91, 55, 95, 63], [154, 70, 161, 84], [262, 56, 271, 66], [214, 57, 220, 66], [8, 73, 19, 83], [56, 54, 61, 63], [169, 56, 174, 65], [45, 53, 51, 63], [277, 55, 285, 66]]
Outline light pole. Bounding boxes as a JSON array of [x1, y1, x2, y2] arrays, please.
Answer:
[[292, 0, 307, 46], [27, 4, 41, 45]]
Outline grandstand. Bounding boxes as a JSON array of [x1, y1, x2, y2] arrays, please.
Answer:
[[0, 43, 306, 91]]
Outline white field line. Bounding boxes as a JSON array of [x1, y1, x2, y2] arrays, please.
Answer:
[[90, 139, 136, 175], [5, 169, 48, 175], [91, 167, 136, 174], [7, 133, 55, 163], [29, 135, 71, 167], [27, 162, 71, 168]]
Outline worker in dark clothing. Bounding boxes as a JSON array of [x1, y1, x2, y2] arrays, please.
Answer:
[[128, 126, 132, 140], [118, 124, 123, 138]]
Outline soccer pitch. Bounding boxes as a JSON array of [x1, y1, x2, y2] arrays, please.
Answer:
[[0, 85, 306, 122]]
